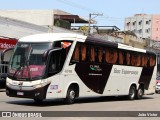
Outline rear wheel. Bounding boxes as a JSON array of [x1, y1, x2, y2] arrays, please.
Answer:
[[65, 87, 76, 104], [136, 86, 144, 99], [128, 85, 136, 100]]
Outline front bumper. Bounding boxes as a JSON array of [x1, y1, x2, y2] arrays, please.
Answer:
[[6, 84, 50, 99]]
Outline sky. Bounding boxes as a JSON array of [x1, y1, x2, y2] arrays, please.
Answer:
[[0, 0, 160, 30]]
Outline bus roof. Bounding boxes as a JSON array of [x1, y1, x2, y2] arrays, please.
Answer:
[[118, 43, 146, 53], [18, 33, 87, 43], [86, 36, 156, 55], [19, 33, 155, 55]]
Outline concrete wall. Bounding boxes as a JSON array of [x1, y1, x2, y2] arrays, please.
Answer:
[[124, 35, 146, 49], [0, 10, 54, 26], [0, 16, 48, 39]]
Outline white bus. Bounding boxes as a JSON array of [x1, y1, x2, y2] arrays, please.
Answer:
[[6, 33, 156, 104]]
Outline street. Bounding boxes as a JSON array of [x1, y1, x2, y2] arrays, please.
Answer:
[[0, 89, 160, 120]]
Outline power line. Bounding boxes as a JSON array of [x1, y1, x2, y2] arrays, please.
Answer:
[[57, 0, 96, 13], [88, 13, 103, 34], [56, 0, 124, 28]]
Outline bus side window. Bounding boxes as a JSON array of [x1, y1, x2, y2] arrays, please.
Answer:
[[81, 44, 86, 61], [119, 51, 123, 65], [106, 48, 117, 64], [95, 47, 103, 63], [136, 54, 141, 66], [98, 47, 103, 63], [86, 45, 90, 62], [126, 52, 130, 65], [131, 53, 135, 66], [119, 51, 130, 65], [131, 53, 141, 66], [72, 44, 80, 62], [90, 46, 95, 62], [142, 54, 148, 67], [149, 55, 156, 67]]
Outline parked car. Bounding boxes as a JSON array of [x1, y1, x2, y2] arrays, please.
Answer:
[[155, 82, 160, 93], [156, 76, 160, 84]]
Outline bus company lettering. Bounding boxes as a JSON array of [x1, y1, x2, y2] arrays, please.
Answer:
[[90, 65, 102, 72], [114, 68, 138, 75], [30, 67, 38, 72]]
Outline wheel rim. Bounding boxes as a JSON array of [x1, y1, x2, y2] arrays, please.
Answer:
[[69, 90, 75, 100], [130, 88, 135, 99], [138, 89, 143, 96]]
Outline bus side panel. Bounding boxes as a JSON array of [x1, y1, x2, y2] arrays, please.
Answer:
[[75, 62, 112, 95], [103, 65, 142, 95], [46, 75, 60, 99], [61, 64, 102, 98], [58, 64, 156, 99], [138, 67, 154, 90], [144, 65, 157, 94]]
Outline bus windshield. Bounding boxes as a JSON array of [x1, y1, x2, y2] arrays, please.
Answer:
[[8, 42, 51, 80]]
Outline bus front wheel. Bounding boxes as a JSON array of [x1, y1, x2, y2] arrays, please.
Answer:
[[128, 85, 136, 100], [65, 87, 76, 104]]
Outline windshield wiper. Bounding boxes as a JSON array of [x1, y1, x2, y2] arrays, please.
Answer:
[[12, 63, 24, 78]]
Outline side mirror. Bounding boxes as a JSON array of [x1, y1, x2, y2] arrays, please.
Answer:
[[42, 49, 53, 62], [42, 48, 63, 62]]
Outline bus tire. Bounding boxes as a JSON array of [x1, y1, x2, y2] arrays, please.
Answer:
[[136, 86, 144, 99], [65, 86, 76, 104], [128, 85, 136, 100], [34, 98, 43, 103]]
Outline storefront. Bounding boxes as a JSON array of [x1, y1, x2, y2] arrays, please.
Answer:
[[0, 37, 17, 88], [0, 37, 17, 61]]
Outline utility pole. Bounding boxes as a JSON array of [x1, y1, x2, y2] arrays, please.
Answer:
[[88, 13, 103, 35]]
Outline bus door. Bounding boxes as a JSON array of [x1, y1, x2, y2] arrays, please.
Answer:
[[47, 48, 67, 98]]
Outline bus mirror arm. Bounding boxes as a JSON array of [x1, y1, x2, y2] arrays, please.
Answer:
[[42, 48, 54, 62], [1, 48, 14, 63]]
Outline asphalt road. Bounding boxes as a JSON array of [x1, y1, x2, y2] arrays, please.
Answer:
[[0, 89, 160, 120]]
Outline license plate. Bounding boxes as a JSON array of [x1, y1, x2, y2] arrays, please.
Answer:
[[17, 92, 24, 96]]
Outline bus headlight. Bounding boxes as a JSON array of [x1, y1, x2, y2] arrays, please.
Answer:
[[32, 82, 48, 89], [33, 84, 41, 89]]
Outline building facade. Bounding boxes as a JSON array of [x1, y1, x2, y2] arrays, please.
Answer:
[[124, 14, 160, 41], [0, 10, 88, 31]]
